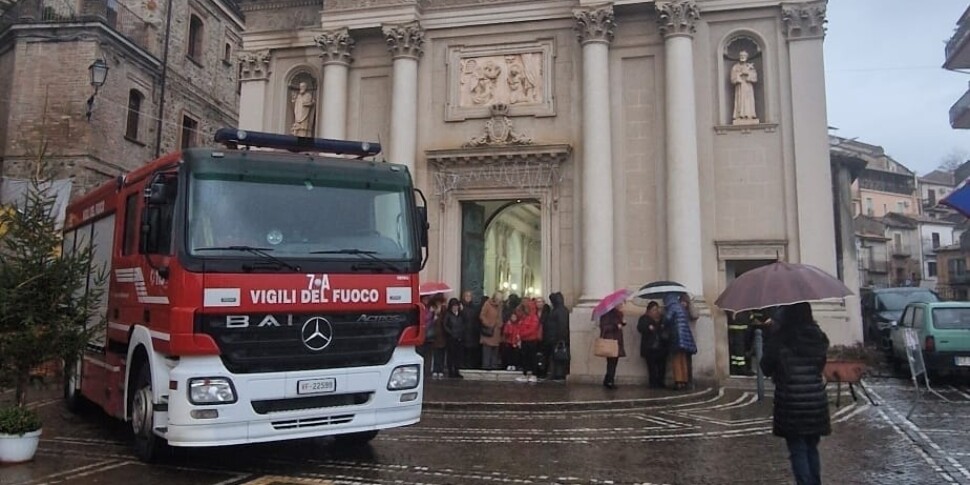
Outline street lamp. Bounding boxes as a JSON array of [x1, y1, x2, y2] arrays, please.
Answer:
[[86, 58, 109, 120]]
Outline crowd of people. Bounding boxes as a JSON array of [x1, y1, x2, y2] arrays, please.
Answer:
[[419, 290, 571, 383], [420, 286, 832, 484], [599, 293, 699, 390]]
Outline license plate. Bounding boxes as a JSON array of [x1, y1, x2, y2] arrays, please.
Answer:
[[297, 378, 336, 395], [956, 357, 970, 367]]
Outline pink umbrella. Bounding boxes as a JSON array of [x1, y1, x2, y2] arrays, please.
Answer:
[[419, 281, 452, 296], [591, 289, 633, 321]]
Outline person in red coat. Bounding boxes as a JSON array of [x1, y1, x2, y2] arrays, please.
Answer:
[[517, 303, 542, 383], [599, 306, 627, 389]]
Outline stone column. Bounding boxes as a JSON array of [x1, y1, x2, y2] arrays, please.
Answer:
[[574, 4, 616, 302], [237, 50, 271, 131], [315, 28, 355, 140], [382, 21, 424, 173], [658, 0, 704, 294], [783, 1, 838, 275]]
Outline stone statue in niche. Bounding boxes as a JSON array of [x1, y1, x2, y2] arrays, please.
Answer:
[[730, 50, 759, 125], [458, 52, 544, 108], [290, 80, 316, 137]]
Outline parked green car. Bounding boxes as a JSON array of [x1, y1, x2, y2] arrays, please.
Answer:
[[889, 302, 970, 377]]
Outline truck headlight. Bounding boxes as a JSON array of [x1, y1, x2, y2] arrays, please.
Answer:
[[387, 365, 420, 390], [188, 377, 237, 405]]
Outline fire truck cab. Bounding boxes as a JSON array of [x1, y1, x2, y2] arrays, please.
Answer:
[[63, 128, 429, 461]]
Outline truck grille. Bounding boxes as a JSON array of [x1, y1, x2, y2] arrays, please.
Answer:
[[197, 311, 416, 374], [272, 414, 355, 430], [252, 392, 372, 414]]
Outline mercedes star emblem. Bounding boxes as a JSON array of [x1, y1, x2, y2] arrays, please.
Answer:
[[301, 316, 333, 351]]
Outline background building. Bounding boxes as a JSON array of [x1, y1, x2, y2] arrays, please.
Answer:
[[919, 169, 957, 219], [0, 0, 243, 192], [831, 135, 919, 219], [945, 4, 970, 130]]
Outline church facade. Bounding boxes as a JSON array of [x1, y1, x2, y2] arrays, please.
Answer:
[[236, 0, 857, 385]]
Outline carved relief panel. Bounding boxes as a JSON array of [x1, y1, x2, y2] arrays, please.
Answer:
[[446, 40, 556, 121]]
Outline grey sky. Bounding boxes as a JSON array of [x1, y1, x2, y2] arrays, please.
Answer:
[[825, 0, 970, 176]]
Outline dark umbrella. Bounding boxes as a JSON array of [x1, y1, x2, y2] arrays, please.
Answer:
[[714, 261, 852, 313], [631, 280, 689, 307]]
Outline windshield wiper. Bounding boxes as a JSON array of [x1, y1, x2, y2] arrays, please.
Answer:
[[195, 246, 301, 272], [311, 248, 402, 273]]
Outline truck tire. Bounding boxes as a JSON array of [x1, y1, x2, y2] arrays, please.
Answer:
[[130, 364, 166, 462], [335, 430, 379, 447], [63, 358, 88, 413]]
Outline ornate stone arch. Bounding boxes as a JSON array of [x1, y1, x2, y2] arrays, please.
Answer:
[[716, 29, 775, 132], [282, 65, 320, 137]]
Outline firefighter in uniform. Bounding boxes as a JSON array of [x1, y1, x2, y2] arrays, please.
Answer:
[[729, 308, 772, 375], [728, 312, 750, 375]]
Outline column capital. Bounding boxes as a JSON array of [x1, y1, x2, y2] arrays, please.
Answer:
[[382, 21, 425, 60], [656, 0, 700, 39], [573, 4, 615, 46], [238, 50, 271, 81], [782, 1, 827, 40], [315, 28, 355, 66]]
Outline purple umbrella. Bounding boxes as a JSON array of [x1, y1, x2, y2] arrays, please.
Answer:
[[591, 288, 632, 321], [714, 261, 852, 313]]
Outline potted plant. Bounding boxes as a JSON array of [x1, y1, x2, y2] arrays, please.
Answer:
[[0, 155, 104, 463], [824, 343, 881, 383]]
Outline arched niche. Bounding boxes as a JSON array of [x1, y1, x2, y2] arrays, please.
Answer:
[[721, 31, 766, 127], [284, 68, 318, 137]]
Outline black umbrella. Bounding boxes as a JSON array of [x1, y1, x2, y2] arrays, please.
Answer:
[[631, 280, 689, 307]]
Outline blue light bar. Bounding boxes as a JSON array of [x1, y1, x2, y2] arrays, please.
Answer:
[[213, 128, 381, 158]]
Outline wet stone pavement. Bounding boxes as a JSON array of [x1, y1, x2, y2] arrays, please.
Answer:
[[3, 374, 970, 485]]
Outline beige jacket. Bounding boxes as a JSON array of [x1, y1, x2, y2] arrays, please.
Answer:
[[479, 299, 504, 347]]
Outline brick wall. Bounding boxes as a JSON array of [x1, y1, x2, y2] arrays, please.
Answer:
[[0, 0, 241, 195]]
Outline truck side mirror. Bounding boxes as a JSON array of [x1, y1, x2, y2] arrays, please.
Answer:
[[140, 206, 161, 254], [147, 182, 172, 205], [417, 206, 429, 248]]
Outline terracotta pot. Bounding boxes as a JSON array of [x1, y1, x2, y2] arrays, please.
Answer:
[[824, 360, 866, 383], [0, 429, 41, 464]]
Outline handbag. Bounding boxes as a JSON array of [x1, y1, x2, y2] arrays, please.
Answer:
[[553, 341, 570, 362], [480, 323, 495, 337], [593, 337, 619, 358]]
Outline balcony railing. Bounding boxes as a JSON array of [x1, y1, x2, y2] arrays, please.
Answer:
[[891, 243, 912, 257], [945, 15, 970, 70], [950, 273, 970, 286], [951, 87, 970, 130], [866, 257, 888, 274], [1, 0, 157, 57]]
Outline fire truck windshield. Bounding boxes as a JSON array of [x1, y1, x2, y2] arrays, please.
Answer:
[[185, 154, 417, 265]]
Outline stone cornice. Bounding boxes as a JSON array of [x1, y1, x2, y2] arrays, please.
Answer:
[[382, 21, 425, 59], [238, 50, 271, 81], [782, 1, 827, 40], [325, 0, 428, 11], [573, 4, 615, 46], [426, 144, 571, 167], [656, 0, 700, 39], [240, 0, 321, 12], [315, 28, 355, 65]]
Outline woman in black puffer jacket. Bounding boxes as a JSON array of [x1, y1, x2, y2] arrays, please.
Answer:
[[761, 302, 830, 485]]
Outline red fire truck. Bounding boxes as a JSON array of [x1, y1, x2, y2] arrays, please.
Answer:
[[62, 128, 429, 461]]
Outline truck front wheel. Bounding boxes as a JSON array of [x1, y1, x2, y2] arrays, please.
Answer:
[[131, 365, 166, 462]]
